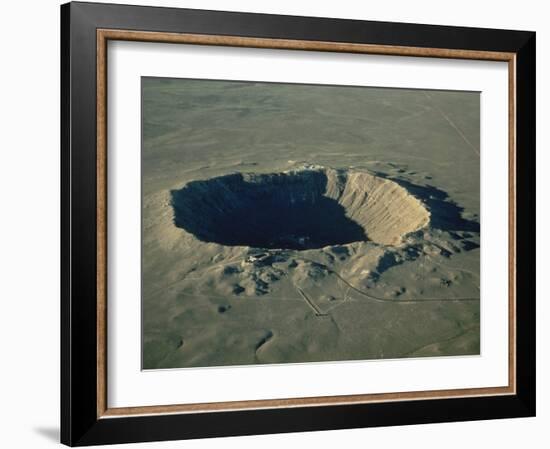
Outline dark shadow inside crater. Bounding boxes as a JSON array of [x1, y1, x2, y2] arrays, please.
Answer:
[[171, 171, 367, 250]]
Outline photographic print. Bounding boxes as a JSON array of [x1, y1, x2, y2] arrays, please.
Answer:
[[141, 77, 481, 370]]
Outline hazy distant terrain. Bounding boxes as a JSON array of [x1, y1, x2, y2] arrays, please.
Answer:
[[142, 77, 480, 369]]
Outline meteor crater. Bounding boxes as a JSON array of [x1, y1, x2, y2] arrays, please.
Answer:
[[171, 167, 430, 250]]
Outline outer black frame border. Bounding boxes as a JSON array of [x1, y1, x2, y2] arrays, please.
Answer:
[[61, 2, 536, 446]]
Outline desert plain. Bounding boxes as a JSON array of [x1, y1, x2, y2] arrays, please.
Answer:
[[141, 78, 480, 369]]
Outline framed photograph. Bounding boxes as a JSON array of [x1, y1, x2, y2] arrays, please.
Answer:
[[61, 1, 536, 446]]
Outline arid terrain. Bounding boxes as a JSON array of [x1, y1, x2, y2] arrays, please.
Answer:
[[142, 78, 480, 369]]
